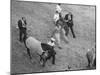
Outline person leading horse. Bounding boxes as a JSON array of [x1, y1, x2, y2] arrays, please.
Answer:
[[64, 12, 76, 38], [17, 17, 27, 42]]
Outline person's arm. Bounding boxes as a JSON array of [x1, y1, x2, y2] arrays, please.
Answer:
[[53, 14, 58, 25], [71, 14, 73, 21]]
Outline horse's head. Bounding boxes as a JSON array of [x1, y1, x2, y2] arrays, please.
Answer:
[[39, 51, 48, 67]]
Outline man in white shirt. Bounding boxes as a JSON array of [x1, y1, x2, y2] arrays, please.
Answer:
[[53, 11, 60, 26], [53, 10, 62, 49], [54, 3, 62, 25], [56, 3, 62, 15]]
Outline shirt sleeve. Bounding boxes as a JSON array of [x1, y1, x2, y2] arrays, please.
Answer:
[[54, 14, 57, 22]]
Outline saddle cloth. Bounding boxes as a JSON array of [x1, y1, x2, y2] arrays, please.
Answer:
[[41, 43, 53, 51]]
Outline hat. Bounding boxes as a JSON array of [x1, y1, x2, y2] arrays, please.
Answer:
[[51, 37, 55, 42], [56, 11, 58, 13], [58, 3, 61, 5]]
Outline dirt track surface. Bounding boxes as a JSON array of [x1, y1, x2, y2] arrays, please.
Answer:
[[11, 0, 96, 74]]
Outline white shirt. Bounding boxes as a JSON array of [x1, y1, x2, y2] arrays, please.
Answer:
[[56, 5, 62, 13], [48, 41, 55, 47], [21, 19, 26, 27], [53, 13, 60, 23]]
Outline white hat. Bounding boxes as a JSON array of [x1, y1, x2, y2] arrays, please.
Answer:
[[51, 37, 55, 42]]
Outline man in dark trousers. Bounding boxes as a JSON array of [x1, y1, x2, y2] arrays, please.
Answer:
[[18, 17, 27, 42], [64, 12, 76, 38]]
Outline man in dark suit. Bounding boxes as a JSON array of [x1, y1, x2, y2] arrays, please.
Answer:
[[64, 12, 76, 38], [18, 17, 27, 42]]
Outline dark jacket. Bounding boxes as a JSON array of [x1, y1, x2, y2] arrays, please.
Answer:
[[64, 14, 73, 27], [64, 14, 73, 21], [18, 19, 27, 29], [18, 20, 22, 29]]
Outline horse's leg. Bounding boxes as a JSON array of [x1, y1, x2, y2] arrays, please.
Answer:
[[61, 28, 69, 44], [19, 29, 23, 42], [52, 55, 55, 64], [39, 52, 47, 67], [39, 53, 44, 63], [22, 28, 27, 42], [93, 57, 96, 67], [42, 58, 46, 67], [39, 55, 43, 66], [90, 54, 95, 68], [40, 55, 42, 61], [55, 32, 62, 49], [27, 48, 32, 59], [86, 54, 91, 68], [70, 26, 76, 38]]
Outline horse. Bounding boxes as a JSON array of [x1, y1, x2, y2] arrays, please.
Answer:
[[86, 47, 96, 68], [23, 36, 56, 67]]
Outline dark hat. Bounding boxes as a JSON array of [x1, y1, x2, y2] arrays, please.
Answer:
[[58, 3, 61, 5], [22, 17, 25, 20]]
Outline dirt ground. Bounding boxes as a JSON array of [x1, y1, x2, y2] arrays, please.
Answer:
[[11, 0, 96, 74]]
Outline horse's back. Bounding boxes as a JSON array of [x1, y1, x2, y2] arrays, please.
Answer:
[[26, 37, 43, 55]]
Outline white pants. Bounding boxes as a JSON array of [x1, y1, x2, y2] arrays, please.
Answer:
[[54, 26, 61, 47], [60, 28, 68, 44]]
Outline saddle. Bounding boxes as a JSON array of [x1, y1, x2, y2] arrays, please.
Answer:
[[41, 43, 53, 51], [41, 43, 56, 56]]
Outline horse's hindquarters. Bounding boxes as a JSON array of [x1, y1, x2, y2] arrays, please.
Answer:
[[26, 37, 43, 55]]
